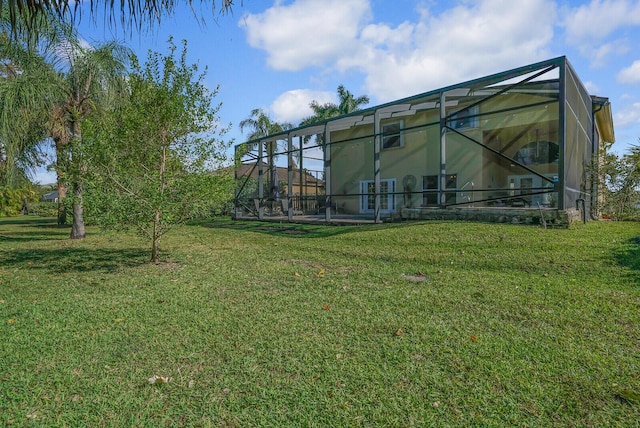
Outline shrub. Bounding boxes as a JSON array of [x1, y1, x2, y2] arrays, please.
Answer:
[[29, 202, 59, 217], [0, 186, 36, 217]]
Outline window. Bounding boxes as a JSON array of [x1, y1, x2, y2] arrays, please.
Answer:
[[445, 174, 457, 205], [422, 175, 438, 206], [514, 140, 559, 165], [382, 121, 404, 149], [422, 174, 457, 206], [449, 105, 479, 130]]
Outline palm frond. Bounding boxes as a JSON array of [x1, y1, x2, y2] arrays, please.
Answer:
[[0, 1, 238, 38]]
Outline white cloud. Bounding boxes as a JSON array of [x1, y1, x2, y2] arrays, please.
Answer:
[[243, 0, 557, 103], [617, 60, 640, 84], [563, 0, 640, 44], [583, 81, 601, 94], [345, 0, 557, 101], [614, 101, 640, 128], [562, 0, 640, 64], [241, 0, 371, 71], [55, 37, 95, 66], [588, 40, 631, 67], [31, 168, 57, 185], [270, 89, 335, 124]]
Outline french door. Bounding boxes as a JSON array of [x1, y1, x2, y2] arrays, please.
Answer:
[[360, 179, 396, 214]]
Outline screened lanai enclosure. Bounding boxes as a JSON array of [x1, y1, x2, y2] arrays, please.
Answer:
[[233, 57, 615, 226]]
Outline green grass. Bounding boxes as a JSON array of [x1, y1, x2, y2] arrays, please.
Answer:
[[1, 216, 639, 427]]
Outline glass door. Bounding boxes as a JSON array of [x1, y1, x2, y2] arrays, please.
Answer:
[[360, 179, 396, 214]]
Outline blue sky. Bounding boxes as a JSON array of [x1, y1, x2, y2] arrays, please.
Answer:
[[34, 0, 640, 183]]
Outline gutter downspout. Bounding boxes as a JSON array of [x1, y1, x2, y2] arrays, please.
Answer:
[[591, 100, 607, 220]]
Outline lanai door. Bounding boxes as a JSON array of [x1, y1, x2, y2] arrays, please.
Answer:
[[360, 179, 396, 214]]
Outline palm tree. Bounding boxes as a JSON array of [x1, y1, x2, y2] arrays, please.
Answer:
[[0, 26, 51, 186], [0, 118, 46, 187], [239, 108, 293, 165], [0, 75, 47, 187], [240, 108, 293, 142], [57, 40, 129, 238], [0, 14, 129, 237], [0, 1, 235, 36], [299, 85, 370, 146], [239, 108, 293, 207], [336, 85, 370, 114], [300, 85, 370, 126]]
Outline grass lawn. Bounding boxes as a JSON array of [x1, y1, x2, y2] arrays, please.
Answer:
[[1, 216, 639, 426]]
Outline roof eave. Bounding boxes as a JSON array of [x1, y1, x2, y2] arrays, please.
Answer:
[[592, 96, 615, 144]]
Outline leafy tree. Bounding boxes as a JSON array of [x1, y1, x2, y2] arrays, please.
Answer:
[[0, 183, 35, 216], [86, 39, 232, 262], [598, 141, 640, 220]]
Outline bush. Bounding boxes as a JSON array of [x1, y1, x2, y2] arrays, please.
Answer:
[[29, 202, 59, 217], [0, 186, 37, 217]]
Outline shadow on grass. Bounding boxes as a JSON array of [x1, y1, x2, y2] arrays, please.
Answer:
[[193, 217, 419, 239], [0, 216, 72, 242], [0, 230, 71, 242], [0, 216, 61, 226], [2, 247, 148, 274], [614, 237, 640, 280]]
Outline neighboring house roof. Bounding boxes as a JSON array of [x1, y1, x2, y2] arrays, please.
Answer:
[[41, 190, 58, 202]]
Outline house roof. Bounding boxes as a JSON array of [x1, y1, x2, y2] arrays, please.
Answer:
[[41, 190, 58, 201], [237, 56, 615, 150], [238, 56, 572, 146], [236, 163, 324, 186]]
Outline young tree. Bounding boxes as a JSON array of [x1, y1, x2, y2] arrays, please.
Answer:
[[87, 39, 232, 262]]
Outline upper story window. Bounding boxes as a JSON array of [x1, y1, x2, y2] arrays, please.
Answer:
[[382, 120, 404, 149], [449, 105, 479, 130], [514, 140, 559, 165]]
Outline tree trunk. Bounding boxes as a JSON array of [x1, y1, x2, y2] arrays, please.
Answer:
[[151, 209, 161, 263], [54, 136, 68, 225], [150, 144, 168, 263], [57, 181, 67, 225], [70, 181, 85, 239], [69, 118, 86, 239]]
